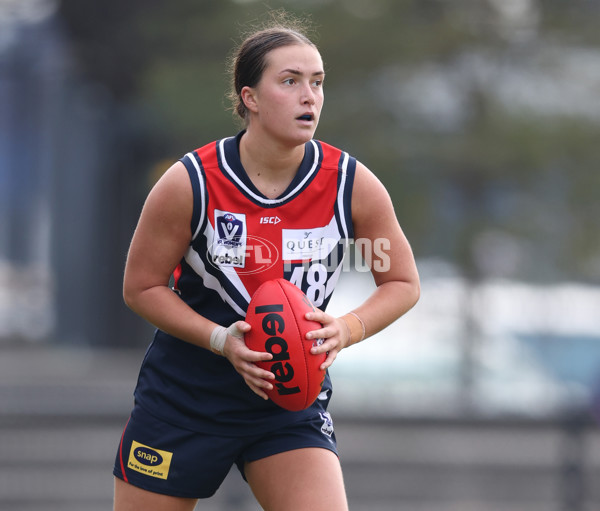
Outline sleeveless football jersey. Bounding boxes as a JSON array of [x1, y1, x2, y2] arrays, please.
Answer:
[[133, 131, 356, 435]]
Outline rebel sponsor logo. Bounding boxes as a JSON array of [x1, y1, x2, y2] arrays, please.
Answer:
[[254, 304, 301, 397], [208, 234, 279, 275], [127, 441, 173, 480]]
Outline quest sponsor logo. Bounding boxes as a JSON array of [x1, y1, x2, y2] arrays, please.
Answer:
[[282, 228, 337, 261]]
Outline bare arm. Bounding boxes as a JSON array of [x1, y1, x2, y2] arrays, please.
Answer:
[[123, 162, 212, 345], [123, 161, 274, 397], [344, 161, 420, 341], [307, 161, 420, 367]]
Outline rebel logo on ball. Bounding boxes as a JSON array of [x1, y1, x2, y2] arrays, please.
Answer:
[[254, 303, 301, 397], [244, 279, 327, 411]]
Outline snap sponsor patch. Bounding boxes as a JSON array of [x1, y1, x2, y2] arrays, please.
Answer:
[[127, 440, 173, 480]]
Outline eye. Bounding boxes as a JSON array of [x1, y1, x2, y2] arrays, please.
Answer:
[[283, 78, 296, 86], [312, 79, 323, 88]]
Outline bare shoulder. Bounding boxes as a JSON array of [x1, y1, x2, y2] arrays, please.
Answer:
[[146, 161, 191, 207], [351, 161, 397, 237], [350, 161, 419, 291], [131, 160, 194, 258], [140, 161, 193, 227], [352, 161, 392, 198]]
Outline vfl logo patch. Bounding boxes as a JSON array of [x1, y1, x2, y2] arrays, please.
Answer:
[[212, 210, 247, 268], [128, 440, 173, 480], [216, 212, 244, 246], [320, 411, 334, 438]]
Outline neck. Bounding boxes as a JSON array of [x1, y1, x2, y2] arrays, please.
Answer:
[[239, 129, 306, 198], [240, 128, 306, 178]]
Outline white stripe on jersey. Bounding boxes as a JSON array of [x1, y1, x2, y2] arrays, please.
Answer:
[[337, 151, 350, 242], [183, 152, 207, 241], [320, 151, 351, 304], [203, 219, 253, 303], [325, 255, 345, 301], [184, 245, 248, 318], [184, 220, 252, 317], [217, 138, 320, 205]]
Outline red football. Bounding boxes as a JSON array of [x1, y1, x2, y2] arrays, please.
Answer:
[[244, 278, 326, 411]]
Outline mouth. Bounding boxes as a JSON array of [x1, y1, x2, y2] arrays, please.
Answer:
[[297, 114, 314, 122]]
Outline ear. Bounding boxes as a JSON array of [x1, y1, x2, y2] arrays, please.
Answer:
[[241, 86, 259, 114]]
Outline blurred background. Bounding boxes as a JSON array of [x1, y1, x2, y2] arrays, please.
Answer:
[[1, 0, 599, 509]]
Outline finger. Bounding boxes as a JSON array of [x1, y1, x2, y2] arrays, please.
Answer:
[[244, 369, 274, 398], [237, 360, 275, 381], [236, 320, 252, 332], [242, 348, 274, 363], [306, 326, 329, 342], [227, 336, 273, 362], [305, 310, 329, 324], [319, 350, 338, 371], [310, 338, 336, 355], [247, 383, 269, 400], [250, 366, 276, 382], [246, 374, 274, 391], [228, 321, 251, 338]]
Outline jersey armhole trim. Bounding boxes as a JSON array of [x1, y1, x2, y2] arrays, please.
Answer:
[[180, 152, 207, 241], [336, 152, 356, 241]]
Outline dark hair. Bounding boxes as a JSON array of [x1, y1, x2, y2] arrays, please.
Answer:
[[227, 13, 317, 124]]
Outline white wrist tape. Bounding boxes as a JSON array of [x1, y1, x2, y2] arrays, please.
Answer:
[[209, 323, 245, 355], [209, 326, 228, 354]]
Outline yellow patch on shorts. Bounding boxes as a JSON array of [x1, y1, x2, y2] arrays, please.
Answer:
[[128, 440, 173, 480]]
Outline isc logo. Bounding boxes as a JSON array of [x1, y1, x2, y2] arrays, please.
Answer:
[[260, 216, 281, 225]]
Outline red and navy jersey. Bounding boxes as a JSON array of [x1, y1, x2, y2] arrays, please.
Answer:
[[175, 131, 355, 324], [133, 132, 356, 435]]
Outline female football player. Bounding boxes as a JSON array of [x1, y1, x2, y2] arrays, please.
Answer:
[[113, 12, 419, 511]]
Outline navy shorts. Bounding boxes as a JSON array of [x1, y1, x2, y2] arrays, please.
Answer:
[[113, 404, 338, 499]]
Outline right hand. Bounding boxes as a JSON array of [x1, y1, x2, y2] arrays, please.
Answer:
[[222, 321, 275, 400]]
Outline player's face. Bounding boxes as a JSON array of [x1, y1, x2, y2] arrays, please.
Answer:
[[248, 44, 325, 146]]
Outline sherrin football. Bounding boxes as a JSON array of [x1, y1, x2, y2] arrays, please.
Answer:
[[244, 278, 326, 411]]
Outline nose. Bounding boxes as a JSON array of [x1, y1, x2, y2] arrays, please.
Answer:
[[300, 84, 316, 105]]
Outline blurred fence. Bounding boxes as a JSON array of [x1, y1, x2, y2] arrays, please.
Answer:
[[0, 5, 150, 347], [328, 267, 600, 421], [1, 345, 599, 511]]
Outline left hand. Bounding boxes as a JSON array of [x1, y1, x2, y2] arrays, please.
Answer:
[[304, 309, 350, 371]]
